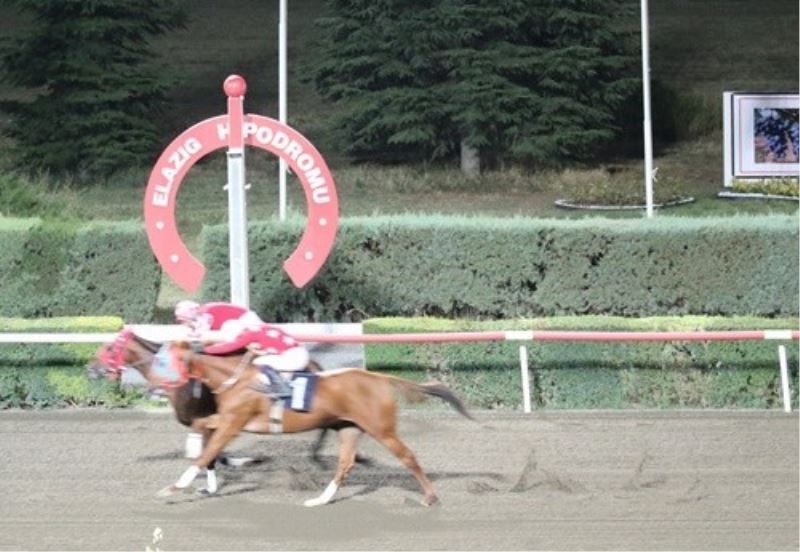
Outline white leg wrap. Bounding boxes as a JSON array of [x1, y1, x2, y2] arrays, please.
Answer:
[[205, 469, 218, 494], [304, 480, 339, 507], [176, 465, 200, 489], [185, 432, 203, 459]]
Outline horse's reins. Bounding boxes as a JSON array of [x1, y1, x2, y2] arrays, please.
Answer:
[[125, 337, 174, 392], [184, 349, 255, 395], [100, 329, 153, 376], [128, 339, 159, 371]]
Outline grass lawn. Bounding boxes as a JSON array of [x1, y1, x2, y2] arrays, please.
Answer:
[[40, 130, 796, 226]]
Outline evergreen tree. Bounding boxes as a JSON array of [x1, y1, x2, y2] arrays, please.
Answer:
[[0, 0, 186, 177], [313, 0, 638, 170]]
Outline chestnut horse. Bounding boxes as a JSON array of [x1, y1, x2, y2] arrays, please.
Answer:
[[87, 328, 331, 494], [92, 329, 473, 506]]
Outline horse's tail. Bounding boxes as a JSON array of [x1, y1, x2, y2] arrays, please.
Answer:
[[384, 376, 474, 421]]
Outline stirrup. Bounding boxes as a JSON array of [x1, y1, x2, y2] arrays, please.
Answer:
[[252, 368, 292, 398], [190, 340, 205, 353], [250, 381, 291, 399]]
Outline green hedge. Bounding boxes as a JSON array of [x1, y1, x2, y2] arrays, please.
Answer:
[[0, 218, 161, 321], [731, 178, 800, 198], [363, 316, 800, 409], [0, 366, 139, 409], [0, 316, 143, 408], [0, 316, 123, 366], [200, 215, 799, 321]]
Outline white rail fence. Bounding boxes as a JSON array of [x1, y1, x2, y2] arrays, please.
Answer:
[[1, 325, 797, 413]]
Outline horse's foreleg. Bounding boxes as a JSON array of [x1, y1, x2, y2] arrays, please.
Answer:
[[185, 431, 203, 459], [199, 427, 218, 495], [185, 417, 220, 494], [158, 413, 243, 498]]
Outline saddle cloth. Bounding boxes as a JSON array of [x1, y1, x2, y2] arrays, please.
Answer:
[[269, 372, 319, 434], [283, 372, 319, 412]]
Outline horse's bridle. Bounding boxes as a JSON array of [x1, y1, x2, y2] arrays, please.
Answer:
[[97, 327, 151, 378]]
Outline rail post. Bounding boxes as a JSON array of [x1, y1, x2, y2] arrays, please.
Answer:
[[778, 345, 792, 413], [519, 345, 532, 413]]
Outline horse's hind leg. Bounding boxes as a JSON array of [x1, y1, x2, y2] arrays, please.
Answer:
[[376, 432, 438, 506], [304, 426, 363, 507]]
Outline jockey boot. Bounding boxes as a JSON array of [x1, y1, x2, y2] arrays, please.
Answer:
[[253, 365, 292, 399], [189, 341, 205, 354]]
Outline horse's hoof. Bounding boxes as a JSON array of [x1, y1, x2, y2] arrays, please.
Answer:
[[303, 497, 326, 507], [310, 454, 327, 468], [196, 487, 216, 497], [156, 485, 179, 498], [220, 456, 255, 468], [354, 454, 373, 467], [403, 497, 439, 507]]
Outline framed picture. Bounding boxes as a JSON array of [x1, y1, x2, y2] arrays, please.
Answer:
[[723, 93, 799, 186]]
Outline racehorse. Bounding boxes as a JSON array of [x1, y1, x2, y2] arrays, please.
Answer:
[[87, 328, 332, 494], [91, 329, 474, 507]]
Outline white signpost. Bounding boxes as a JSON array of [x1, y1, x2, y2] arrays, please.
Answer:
[[143, 75, 340, 306]]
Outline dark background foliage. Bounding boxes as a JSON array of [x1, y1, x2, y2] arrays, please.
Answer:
[[312, 0, 639, 168], [0, 0, 185, 177]]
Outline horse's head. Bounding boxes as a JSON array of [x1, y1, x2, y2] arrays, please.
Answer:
[[87, 327, 140, 380]]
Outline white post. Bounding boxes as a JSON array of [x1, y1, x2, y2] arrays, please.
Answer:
[[227, 150, 249, 307], [723, 92, 733, 187], [778, 345, 792, 413], [224, 76, 250, 307], [519, 345, 532, 414], [278, 0, 288, 222], [640, 0, 654, 218]]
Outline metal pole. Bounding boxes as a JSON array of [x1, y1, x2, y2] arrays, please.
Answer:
[[278, 0, 288, 221], [224, 76, 250, 307], [641, 0, 654, 218]]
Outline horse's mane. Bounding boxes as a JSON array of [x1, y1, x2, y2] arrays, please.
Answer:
[[131, 332, 162, 354], [193, 347, 248, 358]]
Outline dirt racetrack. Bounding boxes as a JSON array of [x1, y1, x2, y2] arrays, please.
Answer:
[[0, 409, 797, 551]]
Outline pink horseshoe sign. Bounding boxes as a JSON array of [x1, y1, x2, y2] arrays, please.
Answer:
[[144, 75, 338, 296]]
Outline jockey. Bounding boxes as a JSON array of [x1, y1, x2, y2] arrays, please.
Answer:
[[174, 300, 309, 398]]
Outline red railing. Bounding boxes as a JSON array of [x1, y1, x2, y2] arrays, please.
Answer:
[[295, 329, 800, 344]]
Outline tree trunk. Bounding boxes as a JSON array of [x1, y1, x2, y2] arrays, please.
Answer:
[[460, 140, 480, 175]]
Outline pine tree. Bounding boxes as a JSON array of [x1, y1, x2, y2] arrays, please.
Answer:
[[313, 0, 638, 170], [0, 0, 186, 178]]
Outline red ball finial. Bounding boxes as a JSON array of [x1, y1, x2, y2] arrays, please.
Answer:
[[223, 75, 247, 98]]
